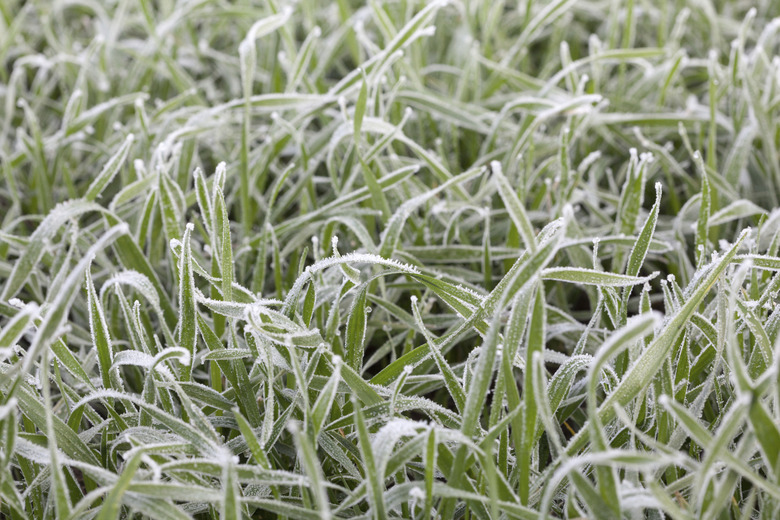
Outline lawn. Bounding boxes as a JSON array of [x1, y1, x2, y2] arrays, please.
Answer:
[[1, 0, 780, 518]]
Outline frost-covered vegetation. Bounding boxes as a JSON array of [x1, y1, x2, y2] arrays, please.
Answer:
[[2, 0, 780, 518]]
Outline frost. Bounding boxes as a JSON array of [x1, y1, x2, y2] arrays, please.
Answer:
[[371, 418, 426, 471], [409, 486, 426, 501], [0, 398, 17, 420], [100, 270, 161, 312], [215, 446, 239, 466], [282, 252, 421, 314]]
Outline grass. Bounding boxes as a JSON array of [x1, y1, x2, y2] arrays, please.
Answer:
[[1, 0, 780, 518]]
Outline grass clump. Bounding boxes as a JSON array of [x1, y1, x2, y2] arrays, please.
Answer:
[[2, 0, 780, 518]]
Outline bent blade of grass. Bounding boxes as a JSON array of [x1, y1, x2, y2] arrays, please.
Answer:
[[541, 267, 658, 287], [372, 215, 566, 387], [708, 199, 766, 228], [72, 389, 219, 455], [1, 200, 103, 301], [566, 228, 749, 456], [17, 223, 128, 384], [0, 364, 100, 465], [379, 166, 482, 258], [585, 313, 659, 514], [441, 222, 566, 516], [104, 211, 177, 326], [0, 301, 38, 354]]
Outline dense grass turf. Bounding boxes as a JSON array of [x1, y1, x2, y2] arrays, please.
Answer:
[[2, 0, 780, 518]]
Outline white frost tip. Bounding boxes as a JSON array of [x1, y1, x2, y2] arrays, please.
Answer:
[[238, 39, 253, 56], [170, 239, 182, 249], [403, 365, 413, 374], [8, 298, 24, 309], [489, 160, 502, 174], [186, 223, 195, 232], [312, 26, 322, 37], [409, 487, 426, 501], [410, 295, 418, 304], [332, 355, 342, 366]]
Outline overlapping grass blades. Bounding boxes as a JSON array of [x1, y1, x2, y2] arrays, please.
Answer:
[[2, 0, 780, 518]]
